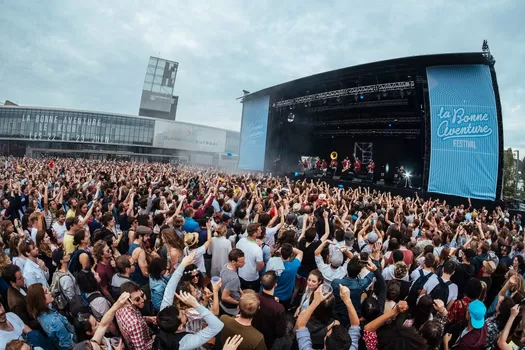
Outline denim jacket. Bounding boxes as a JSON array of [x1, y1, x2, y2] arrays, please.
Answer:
[[150, 275, 169, 312], [38, 310, 77, 350], [332, 272, 374, 325]]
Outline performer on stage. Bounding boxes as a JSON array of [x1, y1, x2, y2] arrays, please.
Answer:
[[302, 158, 309, 171], [321, 159, 328, 175], [330, 158, 338, 173], [398, 165, 412, 188], [316, 158, 322, 170], [367, 160, 375, 180], [354, 157, 361, 174], [342, 157, 351, 172]]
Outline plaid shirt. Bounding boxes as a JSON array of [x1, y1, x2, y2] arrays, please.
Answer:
[[447, 297, 470, 325], [115, 306, 153, 350]]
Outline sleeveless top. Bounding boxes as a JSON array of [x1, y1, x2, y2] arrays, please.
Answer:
[[128, 243, 149, 286]]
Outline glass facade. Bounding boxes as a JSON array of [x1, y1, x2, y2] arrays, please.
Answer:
[[0, 106, 155, 146]]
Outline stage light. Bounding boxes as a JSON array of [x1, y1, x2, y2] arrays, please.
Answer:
[[338, 184, 344, 188], [388, 123, 392, 127], [360, 95, 364, 99], [294, 172, 299, 177], [289, 106, 293, 110], [386, 164, 390, 173], [406, 172, 411, 178], [287, 113, 295, 122]]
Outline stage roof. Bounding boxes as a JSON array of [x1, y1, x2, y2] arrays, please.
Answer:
[[242, 52, 491, 102]]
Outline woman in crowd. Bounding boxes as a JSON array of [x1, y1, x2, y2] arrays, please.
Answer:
[[27, 283, 77, 350], [35, 230, 56, 280]]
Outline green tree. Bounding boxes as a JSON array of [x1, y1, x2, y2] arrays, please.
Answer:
[[503, 148, 517, 198]]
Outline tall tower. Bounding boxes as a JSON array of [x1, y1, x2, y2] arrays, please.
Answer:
[[139, 56, 179, 120]]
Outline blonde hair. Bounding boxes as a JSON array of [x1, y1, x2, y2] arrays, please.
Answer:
[[239, 290, 260, 319]]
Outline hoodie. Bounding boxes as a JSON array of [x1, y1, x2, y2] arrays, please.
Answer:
[[452, 324, 487, 350]]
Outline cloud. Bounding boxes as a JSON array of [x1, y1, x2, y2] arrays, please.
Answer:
[[0, 0, 523, 148]]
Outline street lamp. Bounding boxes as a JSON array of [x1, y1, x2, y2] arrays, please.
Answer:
[[513, 150, 520, 196]]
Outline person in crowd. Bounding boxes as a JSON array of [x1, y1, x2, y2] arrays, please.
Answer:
[[27, 283, 77, 350], [93, 240, 116, 303], [220, 248, 245, 315], [443, 299, 487, 350], [21, 239, 49, 289], [273, 243, 303, 309], [295, 270, 324, 317], [63, 217, 81, 255], [421, 260, 458, 309], [252, 271, 286, 349], [149, 257, 169, 312], [129, 226, 152, 288], [115, 281, 156, 350], [236, 223, 264, 291], [183, 219, 212, 275], [69, 229, 94, 273], [76, 269, 111, 321], [296, 284, 357, 350], [208, 223, 232, 277], [35, 230, 56, 280], [110, 255, 134, 298], [220, 291, 266, 350], [332, 257, 376, 323], [3, 264, 40, 330], [314, 239, 351, 287]]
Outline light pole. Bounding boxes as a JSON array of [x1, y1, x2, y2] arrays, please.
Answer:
[[514, 150, 520, 197]]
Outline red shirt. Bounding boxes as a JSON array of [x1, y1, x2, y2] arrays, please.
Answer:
[[96, 261, 116, 289]]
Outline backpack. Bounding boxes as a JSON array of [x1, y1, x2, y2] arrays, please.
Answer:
[[68, 291, 103, 321], [407, 270, 433, 307], [117, 230, 130, 255], [429, 277, 452, 303], [50, 271, 74, 314], [68, 249, 91, 274]]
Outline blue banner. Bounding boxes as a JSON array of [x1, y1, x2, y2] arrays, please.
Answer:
[[238, 95, 270, 171], [427, 65, 499, 200]]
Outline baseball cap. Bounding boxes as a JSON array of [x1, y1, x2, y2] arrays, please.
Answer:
[[468, 300, 486, 329], [330, 250, 344, 268], [344, 231, 355, 247], [368, 232, 379, 244]]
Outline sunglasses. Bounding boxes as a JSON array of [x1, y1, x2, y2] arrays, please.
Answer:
[[132, 292, 146, 303]]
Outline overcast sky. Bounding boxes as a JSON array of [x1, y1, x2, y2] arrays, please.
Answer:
[[0, 1, 524, 154]]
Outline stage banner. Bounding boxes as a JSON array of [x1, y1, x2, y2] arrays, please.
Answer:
[[152, 120, 226, 153], [427, 65, 499, 200], [238, 95, 270, 171]]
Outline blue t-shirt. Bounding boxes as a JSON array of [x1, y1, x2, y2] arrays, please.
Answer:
[[274, 258, 301, 301]]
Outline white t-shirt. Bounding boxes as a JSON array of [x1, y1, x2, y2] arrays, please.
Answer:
[[31, 227, 38, 243], [236, 237, 263, 281], [264, 225, 279, 247], [423, 275, 458, 304], [53, 221, 67, 243], [0, 313, 24, 349]]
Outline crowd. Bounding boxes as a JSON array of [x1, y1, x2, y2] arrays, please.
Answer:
[[0, 156, 524, 350]]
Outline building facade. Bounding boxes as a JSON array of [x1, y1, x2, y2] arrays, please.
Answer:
[[0, 105, 239, 167]]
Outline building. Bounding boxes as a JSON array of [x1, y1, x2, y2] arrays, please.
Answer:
[[0, 105, 239, 167], [139, 56, 179, 121]]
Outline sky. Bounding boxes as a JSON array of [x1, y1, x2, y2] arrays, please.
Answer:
[[0, 0, 524, 154]]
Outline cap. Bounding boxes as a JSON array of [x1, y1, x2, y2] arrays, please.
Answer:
[[136, 225, 152, 235], [344, 231, 355, 247], [52, 248, 65, 266], [468, 300, 486, 329], [368, 232, 378, 244], [330, 250, 344, 267], [184, 232, 199, 247], [292, 203, 302, 212], [482, 260, 496, 274]]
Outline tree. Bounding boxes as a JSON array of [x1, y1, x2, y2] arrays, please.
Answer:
[[503, 148, 516, 198]]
